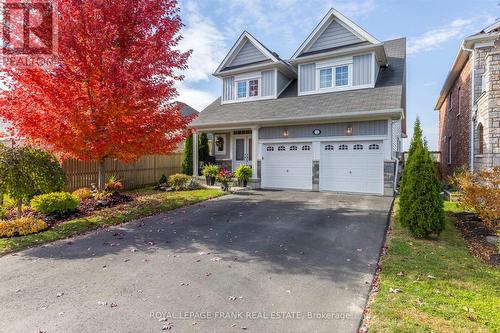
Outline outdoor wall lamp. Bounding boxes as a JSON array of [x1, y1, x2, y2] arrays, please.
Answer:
[[283, 129, 289, 137], [346, 126, 353, 136]]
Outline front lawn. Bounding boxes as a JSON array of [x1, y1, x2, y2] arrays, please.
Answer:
[[368, 201, 500, 332], [0, 188, 224, 255]]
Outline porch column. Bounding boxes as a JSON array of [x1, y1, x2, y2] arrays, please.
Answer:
[[251, 127, 259, 179], [192, 131, 199, 177]]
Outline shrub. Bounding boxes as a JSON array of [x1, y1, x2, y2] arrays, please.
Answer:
[[202, 164, 219, 178], [168, 173, 191, 191], [451, 167, 500, 227], [30, 192, 80, 215], [216, 168, 233, 184], [235, 165, 252, 181], [399, 119, 445, 237], [182, 134, 193, 175], [72, 188, 93, 200], [94, 191, 112, 201], [158, 174, 168, 185], [0, 217, 48, 237], [105, 175, 123, 191]]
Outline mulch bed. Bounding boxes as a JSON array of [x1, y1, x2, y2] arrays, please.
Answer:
[[451, 212, 499, 267], [11, 192, 134, 227]]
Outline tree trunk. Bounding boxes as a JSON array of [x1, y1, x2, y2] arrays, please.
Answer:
[[17, 199, 22, 218], [98, 158, 106, 190]]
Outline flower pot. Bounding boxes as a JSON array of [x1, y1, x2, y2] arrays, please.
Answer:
[[206, 176, 215, 186], [238, 179, 248, 187]]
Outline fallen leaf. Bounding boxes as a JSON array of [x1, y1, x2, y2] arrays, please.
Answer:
[[389, 288, 402, 294], [427, 275, 436, 279], [56, 292, 64, 297], [110, 303, 118, 308], [397, 272, 404, 276], [97, 301, 108, 306], [229, 296, 237, 301]]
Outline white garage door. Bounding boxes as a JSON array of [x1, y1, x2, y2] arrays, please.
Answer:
[[320, 141, 384, 195], [262, 143, 313, 190]]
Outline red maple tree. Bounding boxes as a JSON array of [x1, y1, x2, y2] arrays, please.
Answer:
[[0, 0, 191, 188]]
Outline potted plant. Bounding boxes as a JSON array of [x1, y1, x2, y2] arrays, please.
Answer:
[[235, 165, 252, 187], [202, 164, 219, 186], [216, 168, 234, 192]]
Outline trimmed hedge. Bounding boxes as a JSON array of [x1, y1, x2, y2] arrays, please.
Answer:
[[31, 192, 80, 215]]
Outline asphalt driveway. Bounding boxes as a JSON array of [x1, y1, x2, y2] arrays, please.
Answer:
[[0, 190, 392, 333]]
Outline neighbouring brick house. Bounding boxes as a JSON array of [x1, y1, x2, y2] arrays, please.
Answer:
[[435, 21, 500, 178]]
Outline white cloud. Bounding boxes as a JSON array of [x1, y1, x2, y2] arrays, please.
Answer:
[[178, 3, 227, 82], [176, 82, 217, 112], [407, 18, 474, 55]]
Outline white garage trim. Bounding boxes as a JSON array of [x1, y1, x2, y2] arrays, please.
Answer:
[[261, 142, 313, 190], [319, 141, 384, 195]]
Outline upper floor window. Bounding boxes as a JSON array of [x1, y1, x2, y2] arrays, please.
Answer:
[[237, 81, 247, 98], [236, 78, 260, 99], [335, 66, 349, 86], [319, 68, 333, 88], [318, 64, 351, 89]]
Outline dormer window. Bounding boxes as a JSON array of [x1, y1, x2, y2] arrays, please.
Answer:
[[235, 76, 260, 99], [316, 60, 352, 90]]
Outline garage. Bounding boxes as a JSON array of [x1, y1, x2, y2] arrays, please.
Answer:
[[261, 143, 313, 190], [320, 141, 384, 195]]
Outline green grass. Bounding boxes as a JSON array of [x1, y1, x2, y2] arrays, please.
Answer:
[[369, 200, 500, 333], [0, 188, 225, 255]]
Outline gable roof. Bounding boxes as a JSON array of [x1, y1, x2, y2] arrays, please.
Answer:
[[191, 38, 406, 132], [434, 24, 500, 110], [178, 102, 199, 118], [291, 8, 380, 60], [214, 31, 295, 77]]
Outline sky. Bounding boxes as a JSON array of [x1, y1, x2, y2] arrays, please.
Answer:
[[175, 0, 500, 150]]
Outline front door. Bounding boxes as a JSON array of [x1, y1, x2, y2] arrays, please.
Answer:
[[233, 135, 252, 171]]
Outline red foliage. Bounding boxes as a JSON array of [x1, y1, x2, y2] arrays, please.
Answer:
[[0, 0, 192, 162]]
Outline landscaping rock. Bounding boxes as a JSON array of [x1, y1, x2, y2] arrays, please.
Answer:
[[486, 235, 499, 245]]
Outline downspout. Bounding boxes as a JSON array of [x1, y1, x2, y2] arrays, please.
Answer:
[[461, 43, 476, 173]]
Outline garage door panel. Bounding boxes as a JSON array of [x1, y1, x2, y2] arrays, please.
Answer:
[[320, 141, 383, 195], [262, 143, 312, 190]]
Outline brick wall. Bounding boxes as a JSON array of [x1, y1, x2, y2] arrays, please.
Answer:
[[438, 59, 472, 178]]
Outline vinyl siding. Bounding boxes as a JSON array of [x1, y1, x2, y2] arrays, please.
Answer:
[[222, 77, 235, 102], [229, 41, 267, 67], [353, 54, 373, 86], [299, 63, 316, 93], [261, 70, 275, 97], [276, 70, 290, 95], [259, 120, 388, 139], [307, 19, 362, 53]]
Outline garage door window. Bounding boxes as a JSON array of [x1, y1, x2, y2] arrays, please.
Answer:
[[302, 145, 311, 151], [266, 146, 274, 152], [338, 144, 348, 150], [324, 144, 334, 151], [290, 146, 298, 151], [369, 144, 380, 150], [353, 144, 363, 150], [278, 146, 286, 151]]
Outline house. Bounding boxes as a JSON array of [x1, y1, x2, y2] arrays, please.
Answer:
[[189, 8, 406, 196], [435, 21, 500, 178]]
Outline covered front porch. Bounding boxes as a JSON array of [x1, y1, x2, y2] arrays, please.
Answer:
[[192, 127, 261, 188]]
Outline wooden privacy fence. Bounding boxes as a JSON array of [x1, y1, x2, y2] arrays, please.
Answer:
[[62, 153, 183, 191]]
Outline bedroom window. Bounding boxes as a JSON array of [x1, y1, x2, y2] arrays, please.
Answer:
[[249, 79, 259, 97], [335, 66, 349, 86], [237, 81, 247, 98], [319, 68, 333, 88], [236, 78, 260, 99]]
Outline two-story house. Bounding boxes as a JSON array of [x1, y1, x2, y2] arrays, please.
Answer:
[[435, 21, 500, 177], [190, 8, 406, 196]]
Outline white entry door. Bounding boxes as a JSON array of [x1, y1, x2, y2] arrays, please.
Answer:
[[261, 143, 313, 190], [320, 141, 384, 195], [233, 135, 252, 171]]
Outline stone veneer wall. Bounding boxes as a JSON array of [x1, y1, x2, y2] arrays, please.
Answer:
[[475, 38, 500, 169]]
